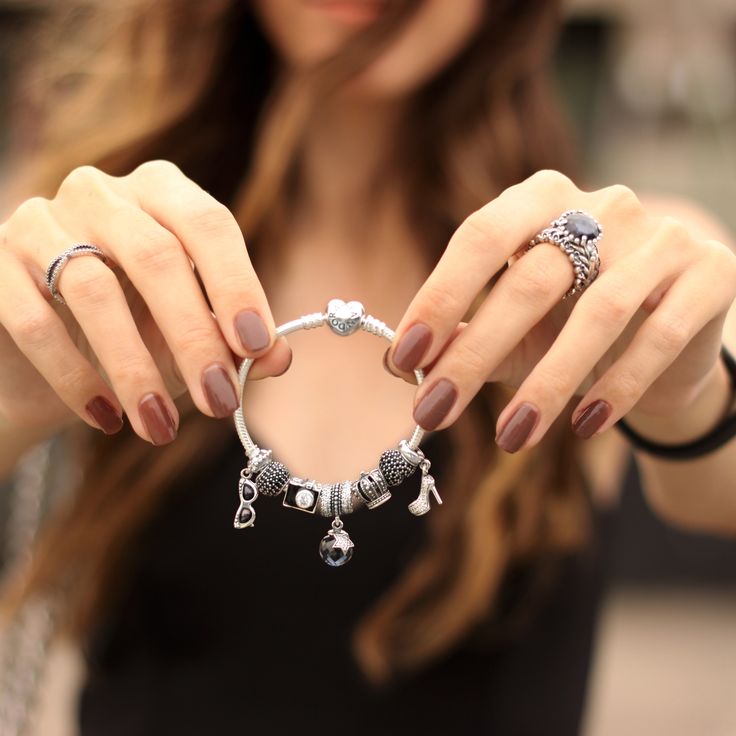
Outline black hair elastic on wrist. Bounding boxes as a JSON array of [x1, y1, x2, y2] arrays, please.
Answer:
[[615, 344, 736, 460]]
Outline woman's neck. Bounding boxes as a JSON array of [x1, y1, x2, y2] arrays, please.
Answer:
[[296, 95, 409, 248]]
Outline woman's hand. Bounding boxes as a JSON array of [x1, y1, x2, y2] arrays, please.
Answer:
[[0, 160, 290, 445], [385, 169, 736, 452]]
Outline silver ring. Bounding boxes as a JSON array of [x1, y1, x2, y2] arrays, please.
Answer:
[[523, 209, 602, 298], [45, 243, 108, 305]]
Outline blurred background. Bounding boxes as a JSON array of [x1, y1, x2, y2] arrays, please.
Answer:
[[1, 0, 736, 734]]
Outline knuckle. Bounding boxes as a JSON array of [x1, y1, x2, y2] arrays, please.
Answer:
[[531, 366, 572, 404], [187, 201, 240, 237], [587, 288, 631, 326], [424, 282, 464, 319], [12, 310, 56, 349], [10, 197, 51, 229], [54, 366, 93, 398], [654, 215, 689, 247], [528, 168, 574, 194], [454, 337, 489, 376], [173, 321, 219, 356], [704, 239, 736, 279], [132, 159, 183, 180], [507, 258, 555, 303], [129, 230, 183, 272], [614, 370, 643, 405], [58, 165, 106, 196], [648, 313, 690, 353], [61, 263, 118, 307], [602, 183, 641, 214]]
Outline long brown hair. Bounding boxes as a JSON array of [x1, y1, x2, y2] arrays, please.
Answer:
[[1, 0, 589, 685]]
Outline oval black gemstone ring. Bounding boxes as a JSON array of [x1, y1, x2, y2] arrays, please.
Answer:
[[230, 298, 443, 566], [522, 209, 603, 299]]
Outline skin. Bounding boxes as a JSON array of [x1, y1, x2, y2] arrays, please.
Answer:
[[1, 0, 735, 532]]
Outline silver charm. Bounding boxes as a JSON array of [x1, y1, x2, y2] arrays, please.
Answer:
[[326, 298, 365, 336], [318, 516, 355, 566], [283, 476, 322, 514], [408, 458, 442, 516], [234, 469, 259, 529], [356, 469, 392, 509]]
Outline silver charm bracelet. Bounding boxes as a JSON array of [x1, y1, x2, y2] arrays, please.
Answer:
[[232, 298, 442, 566]]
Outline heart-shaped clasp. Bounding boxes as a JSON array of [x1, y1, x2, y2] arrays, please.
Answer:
[[326, 298, 365, 336]]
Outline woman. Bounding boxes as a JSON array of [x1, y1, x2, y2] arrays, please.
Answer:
[[1, 0, 735, 733]]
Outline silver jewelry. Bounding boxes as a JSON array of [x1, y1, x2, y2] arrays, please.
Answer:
[[523, 209, 603, 298], [45, 243, 109, 305], [232, 298, 443, 566]]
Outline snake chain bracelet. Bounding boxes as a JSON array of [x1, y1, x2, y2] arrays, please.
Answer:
[[232, 298, 442, 566]]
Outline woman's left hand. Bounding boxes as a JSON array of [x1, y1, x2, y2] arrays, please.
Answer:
[[385, 170, 736, 452]]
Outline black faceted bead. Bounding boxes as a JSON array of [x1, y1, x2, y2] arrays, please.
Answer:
[[566, 213, 600, 241], [378, 449, 416, 486], [319, 535, 353, 567], [255, 461, 290, 497]]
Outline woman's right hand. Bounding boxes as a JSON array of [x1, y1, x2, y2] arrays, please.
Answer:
[[0, 160, 291, 445]]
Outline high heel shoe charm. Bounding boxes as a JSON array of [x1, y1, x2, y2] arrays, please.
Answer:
[[407, 458, 442, 516]]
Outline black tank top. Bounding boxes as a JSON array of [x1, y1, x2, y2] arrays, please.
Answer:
[[76, 426, 614, 735]]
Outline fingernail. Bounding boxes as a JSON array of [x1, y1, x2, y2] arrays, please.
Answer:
[[383, 348, 399, 377], [572, 399, 612, 439], [413, 377, 458, 431], [201, 363, 239, 418], [85, 396, 124, 435], [234, 309, 270, 353], [495, 402, 539, 452], [274, 347, 293, 377], [138, 393, 177, 445], [392, 322, 432, 373]]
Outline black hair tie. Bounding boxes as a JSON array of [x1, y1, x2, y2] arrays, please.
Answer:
[[615, 344, 736, 460]]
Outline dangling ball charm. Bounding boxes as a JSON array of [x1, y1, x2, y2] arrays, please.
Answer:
[[319, 517, 354, 567]]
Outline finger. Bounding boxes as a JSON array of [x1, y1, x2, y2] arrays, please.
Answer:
[[386, 169, 575, 375], [569, 245, 736, 438], [493, 233, 695, 451], [125, 160, 277, 358], [11, 197, 181, 443], [410, 242, 574, 431], [0, 249, 124, 435], [49, 181, 243, 422], [383, 323, 468, 384]]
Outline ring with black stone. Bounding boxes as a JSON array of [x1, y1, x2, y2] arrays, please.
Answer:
[[524, 209, 603, 298]]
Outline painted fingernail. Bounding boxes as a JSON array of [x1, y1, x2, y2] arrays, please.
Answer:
[[138, 392, 177, 445], [383, 348, 399, 377], [201, 363, 239, 418], [495, 402, 539, 452], [85, 396, 124, 435], [274, 347, 293, 377], [234, 309, 270, 353], [572, 399, 612, 439], [392, 322, 432, 373], [413, 377, 458, 431]]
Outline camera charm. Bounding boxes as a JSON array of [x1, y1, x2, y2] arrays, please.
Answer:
[[232, 298, 442, 567]]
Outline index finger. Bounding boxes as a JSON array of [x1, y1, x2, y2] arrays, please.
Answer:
[[386, 170, 574, 374], [126, 160, 277, 359]]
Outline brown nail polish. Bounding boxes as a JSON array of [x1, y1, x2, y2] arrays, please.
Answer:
[[234, 309, 270, 353], [138, 393, 177, 445], [572, 399, 612, 439], [383, 348, 399, 377], [413, 377, 458, 431], [85, 396, 124, 435], [495, 402, 539, 452], [274, 347, 293, 377], [392, 322, 432, 373], [201, 364, 239, 418]]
